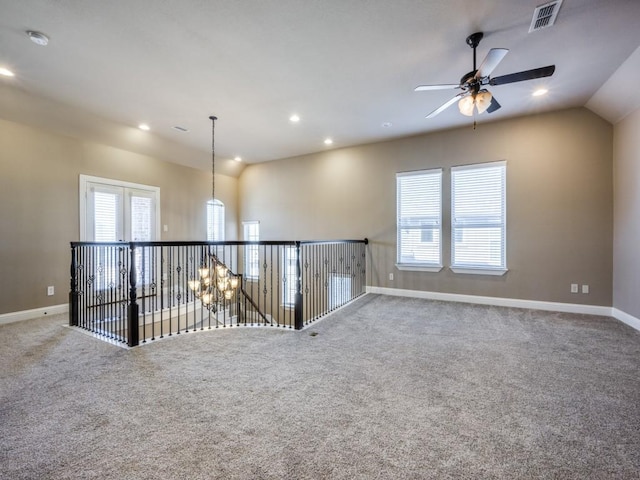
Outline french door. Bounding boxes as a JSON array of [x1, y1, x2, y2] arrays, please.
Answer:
[[82, 182, 158, 242], [80, 175, 160, 287]]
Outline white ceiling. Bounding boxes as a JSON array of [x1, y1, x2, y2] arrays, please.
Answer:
[[1, 0, 639, 172]]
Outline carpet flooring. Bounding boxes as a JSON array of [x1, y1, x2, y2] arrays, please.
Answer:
[[1, 294, 639, 479]]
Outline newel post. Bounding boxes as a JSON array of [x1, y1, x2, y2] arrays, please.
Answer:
[[69, 244, 79, 327], [294, 241, 303, 330], [128, 244, 140, 347]]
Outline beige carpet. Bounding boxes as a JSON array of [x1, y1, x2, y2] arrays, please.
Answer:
[[1, 294, 639, 479]]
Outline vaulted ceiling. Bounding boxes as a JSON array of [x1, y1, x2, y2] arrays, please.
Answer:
[[1, 0, 639, 174]]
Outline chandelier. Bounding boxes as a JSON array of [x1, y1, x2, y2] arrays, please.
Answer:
[[188, 115, 239, 311], [188, 259, 239, 306]]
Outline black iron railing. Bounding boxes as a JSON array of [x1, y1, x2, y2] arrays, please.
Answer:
[[69, 239, 368, 346]]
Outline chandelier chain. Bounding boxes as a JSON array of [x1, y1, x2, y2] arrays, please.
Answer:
[[210, 115, 217, 203]]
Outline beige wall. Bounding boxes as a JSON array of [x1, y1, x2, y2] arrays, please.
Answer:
[[0, 119, 238, 314], [613, 107, 640, 318], [239, 108, 614, 306], [0, 106, 618, 315]]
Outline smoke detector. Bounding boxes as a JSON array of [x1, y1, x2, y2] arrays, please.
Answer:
[[529, 0, 563, 33], [27, 30, 49, 46]]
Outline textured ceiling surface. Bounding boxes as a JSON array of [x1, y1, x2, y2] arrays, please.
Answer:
[[1, 0, 639, 170]]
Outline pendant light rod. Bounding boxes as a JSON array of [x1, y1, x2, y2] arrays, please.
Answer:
[[209, 115, 217, 204]]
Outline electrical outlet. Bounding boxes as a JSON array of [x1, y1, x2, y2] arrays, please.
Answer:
[[47, 286, 54, 296], [582, 285, 589, 294], [389, 273, 394, 281], [570, 284, 578, 293]]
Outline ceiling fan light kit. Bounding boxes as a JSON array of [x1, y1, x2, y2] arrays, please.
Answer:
[[458, 95, 475, 116], [458, 89, 493, 117], [415, 31, 556, 121]]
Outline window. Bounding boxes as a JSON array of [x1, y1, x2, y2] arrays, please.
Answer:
[[92, 188, 121, 242], [451, 161, 507, 274], [243, 221, 260, 279], [396, 169, 442, 271], [282, 246, 297, 307], [329, 274, 351, 310], [207, 199, 225, 241]]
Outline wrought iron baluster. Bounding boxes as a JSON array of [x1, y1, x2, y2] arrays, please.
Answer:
[[168, 246, 174, 336], [69, 244, 78, 327], [269, 244, 273, 327], [128, 244, 139, 347], [160, 246, 165, 339]]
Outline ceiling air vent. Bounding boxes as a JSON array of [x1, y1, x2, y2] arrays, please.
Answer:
[[529, 0, 563, 33]]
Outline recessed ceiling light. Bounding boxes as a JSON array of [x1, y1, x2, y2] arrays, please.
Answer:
[[532, 88, 548, 97], [27, 30, 49, 46], [138, 124, 150, 131], [0, 67, 15, 77], [234, 156, 242, 162], [289, 114, 300, 123], [324, 138, 333, 145]]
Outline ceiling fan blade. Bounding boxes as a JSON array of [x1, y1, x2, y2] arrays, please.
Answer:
[[486, 95, 501, 114], [475, 48, 509, 79], [415, 84, 460, 91], [490, 65, 556, 86], [426, 93, 465, 118]]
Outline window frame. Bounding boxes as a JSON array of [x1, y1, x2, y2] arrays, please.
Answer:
[[396, 168, 443, 272], [450, 161, 507, 276]]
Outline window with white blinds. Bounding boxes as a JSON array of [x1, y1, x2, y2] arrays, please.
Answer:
[[243, 221, 260, 279], [282, 246, 297, 307], [93, 190, 120, 242], [207, 199, 225, 241], [451, 161, 507, 274], [396, 169, 442, 270], [131, 195, 153, 241]]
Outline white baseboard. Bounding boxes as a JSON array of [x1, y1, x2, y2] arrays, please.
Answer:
[[0, 303, 69, 325], [612, 308, 640, 331], [366, 286, 613, 317], [3, 293, 639, 334]]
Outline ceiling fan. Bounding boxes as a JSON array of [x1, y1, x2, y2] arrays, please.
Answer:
[[415, 32, 555, 118]]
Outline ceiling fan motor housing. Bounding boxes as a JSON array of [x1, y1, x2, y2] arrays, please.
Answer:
[[460, 71, 479, 90]]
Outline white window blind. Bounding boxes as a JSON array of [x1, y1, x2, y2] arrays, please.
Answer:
[[396, 169, 442, 268], [329, 274, 351, 310], [243, 221, 260, 279], [207, 199, 225, 241], [451, 161, 506, 273], [93, 191, 119, 242], [282, 246, 297, 306], [131, 194, 153, 241]]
